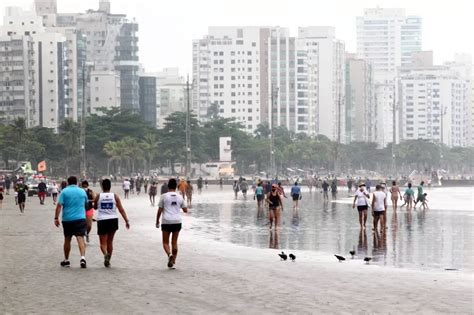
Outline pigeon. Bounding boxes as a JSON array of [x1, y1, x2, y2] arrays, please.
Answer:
[[349, 247, 356, 259], [289, 254, 296, 262], [335, 255, 346, 262], [364, 257, 372, 264], [278, 251, 288, 261]]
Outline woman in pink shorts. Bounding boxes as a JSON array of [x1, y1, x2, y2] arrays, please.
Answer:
[[82, 180, 96, 243]]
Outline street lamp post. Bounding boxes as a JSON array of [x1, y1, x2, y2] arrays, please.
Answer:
[[185, 76, 192, 178], [270, 85, 278, 179], [80, 58, 86, 178]]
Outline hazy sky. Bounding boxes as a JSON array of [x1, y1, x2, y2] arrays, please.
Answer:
[[1, 0, 473, 75]]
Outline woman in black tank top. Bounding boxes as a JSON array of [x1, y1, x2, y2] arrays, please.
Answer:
[[265, 185, 283, 230]]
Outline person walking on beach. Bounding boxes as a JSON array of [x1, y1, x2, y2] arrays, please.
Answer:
[[404, 183, 415, 210], [330, 179, 338, 200], [185, 180, 194, 207], [0, 185, 3, 209], [144, 178, 149, 194], [51, 181, 59, 205], [291, 182, 302, 210], [204, 178, 208, 189], [265, 184, 283, 230], [366, 179, 372, 193], [233, 180, 240, 199], [54, 176, 88, 268], [322, 180, 329, 200], [122, 178, 131, 199], [15, 179, 28, 213], [389, 181, 402, 211], [156, 178, 188, 269], [197, 177, 203, 194], [413, 181, 425, 208], [353, 183, 370, 229], [276, 182, 287, 199], [5, 176, 11, 195], [371, 184, 387, 233], [219, 178, 223, 189], [149, 181, 158, 206], [160, 180, 169, 195], [136, 178, 142, 196], [178, 178, 188, 199], [81, 180, 95, 243], [254, 181, 264, 210], [240, 178, 249, 198], [37, 179, 47, 205], [93, 179, 130, 267]]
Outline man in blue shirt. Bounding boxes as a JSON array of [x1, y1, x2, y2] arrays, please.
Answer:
[[54, 176, 88, 268], [290, 182, 302, 209]]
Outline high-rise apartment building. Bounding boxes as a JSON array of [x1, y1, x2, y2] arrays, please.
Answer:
[[193, 26, 345, 141], [357, 8, 422, 147], [398, 66, 468, 147], [0, 35, 35, 126], [193, 26, 270, 132], [139, 75, 157, 126], [54, 0, 139, 113], [154, 68, 187, 128], [1, 6, 67, 130], [89, 70, 120, 115], [296, 27, 345, 141], [345, 53, 375, 143]]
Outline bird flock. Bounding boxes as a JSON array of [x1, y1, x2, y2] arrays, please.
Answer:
[[279, 249, 372, 264]]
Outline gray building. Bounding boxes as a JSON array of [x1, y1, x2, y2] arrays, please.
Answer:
[[345, 53, 375, 143], [139, 75, 157, 126]]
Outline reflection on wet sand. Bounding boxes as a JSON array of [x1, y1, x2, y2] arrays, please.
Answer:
[[189, 186, 473, 271]]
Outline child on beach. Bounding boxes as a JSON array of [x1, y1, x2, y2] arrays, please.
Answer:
[[421, 193, 429, 210]]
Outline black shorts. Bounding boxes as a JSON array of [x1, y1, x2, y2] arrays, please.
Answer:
[[63, 219, 87, 237], [373, 211, 385, 217], [292, 194, 300, 201], [17, 193, 26, 203], [161, 223, 182, 232], [357, 205, 368, 211], [256, 194, 264, 201], [97, 218, 119, 235]]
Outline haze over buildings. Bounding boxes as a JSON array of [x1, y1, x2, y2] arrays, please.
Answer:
[[0, 0, 472, 148]]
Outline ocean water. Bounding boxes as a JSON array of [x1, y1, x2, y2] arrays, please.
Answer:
[[187, 186, 474, 272]]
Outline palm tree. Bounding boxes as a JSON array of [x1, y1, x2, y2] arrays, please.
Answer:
[[104, 140, 125, 176], [10, 117, 27, 162], [141, 133, 159, 174]]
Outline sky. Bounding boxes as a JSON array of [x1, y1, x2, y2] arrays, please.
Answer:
[[1, 0, 473, 75]]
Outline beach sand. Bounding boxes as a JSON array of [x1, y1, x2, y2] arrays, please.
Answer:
[[0, 189, 473, 314]]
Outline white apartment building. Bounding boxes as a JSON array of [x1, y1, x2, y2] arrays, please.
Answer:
[[296, 27, 345, 141], [398, 66, 468, 147], [0, 35, 35, 126], [193, 26, 270, 132], [154, 68, 187, 129], [89, 70, 120, 115], [357, 8, 422, 147], [345, 53, 375, 142], [1, 6, 67, 130]]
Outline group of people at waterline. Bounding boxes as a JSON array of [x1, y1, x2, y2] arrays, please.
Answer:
[[0, 173, 428, 268], [50, 176, 186, 269]]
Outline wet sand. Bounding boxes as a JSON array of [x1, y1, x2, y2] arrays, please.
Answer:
[[0, 185, 473, 313]]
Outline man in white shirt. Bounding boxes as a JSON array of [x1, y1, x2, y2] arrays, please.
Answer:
[[371, 184, 387, 233], [352, 183, 370, 229], [156, 178, 188, 269], [122, 179, 131, 199]]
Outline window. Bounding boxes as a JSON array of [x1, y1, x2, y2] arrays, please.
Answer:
[[95, 97, 99, 101], [95, 77, 99, 82]]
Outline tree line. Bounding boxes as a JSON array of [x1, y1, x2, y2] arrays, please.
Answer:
[[1, 108, 473, 177]]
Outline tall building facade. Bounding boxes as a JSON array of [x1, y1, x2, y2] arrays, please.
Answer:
[[193, 27, 270, 132], [193, 26, 346, 141], [90, 70, 120, 115], [138, 75, 156, 126], [296, 27, 345, 141], [154, 68, 187, 128], [55, 0, 139, 113], [357, 8, 422, 147], [345, 53, 375, 142], [1, 6, 67, 130], [0, 35, 36, 126], [398, 66, 468, 147]]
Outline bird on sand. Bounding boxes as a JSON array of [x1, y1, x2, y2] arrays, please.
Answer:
[[278, 252, 288, 261], [335, 255, 346, 262], [364, 257, 372, 264], [349, 247, 356, 259], [289, 254, 296, 261]]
